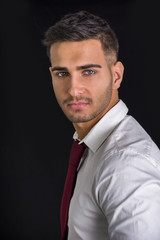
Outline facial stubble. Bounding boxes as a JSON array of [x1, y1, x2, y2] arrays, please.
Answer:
[[61, 78, 113, 123]]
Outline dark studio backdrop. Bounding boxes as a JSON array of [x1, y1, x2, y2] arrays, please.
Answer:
[[1, 0, 160, 239]]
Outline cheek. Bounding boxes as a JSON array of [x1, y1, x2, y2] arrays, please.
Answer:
[[89, 74, 112, 92], [92, 76, 112, 99], [52, 80, 68, 103], [52, 81, 61, 98], [52, 80, 62, 93]]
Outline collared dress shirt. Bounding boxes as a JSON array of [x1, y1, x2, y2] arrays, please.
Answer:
[[67, 100, 160, 240]]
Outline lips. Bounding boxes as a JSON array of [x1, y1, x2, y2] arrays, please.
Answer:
[[67, 102, 89, 110]]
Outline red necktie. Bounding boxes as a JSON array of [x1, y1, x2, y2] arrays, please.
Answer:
[[60, 140, 87, 240]]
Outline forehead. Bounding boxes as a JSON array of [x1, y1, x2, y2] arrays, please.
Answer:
[[50, 39, 107, 66]]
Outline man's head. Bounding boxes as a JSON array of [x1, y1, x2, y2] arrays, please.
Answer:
[[43, 11, 119, 64], [43, 11, 124, 129]]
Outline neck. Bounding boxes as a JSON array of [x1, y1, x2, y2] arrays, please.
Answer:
[[73, 95, 119, 140], [73, 121, 94, 141]]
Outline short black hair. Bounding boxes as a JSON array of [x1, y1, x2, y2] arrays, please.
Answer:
[[43, 11, 119, 63]]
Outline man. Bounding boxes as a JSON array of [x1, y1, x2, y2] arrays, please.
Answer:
[[43, 11, 160, 240]]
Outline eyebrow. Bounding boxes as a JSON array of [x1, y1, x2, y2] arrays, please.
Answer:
[[51, 66, 68, 72], [77, 64, 102, 70], [51, 64, 102, 72]]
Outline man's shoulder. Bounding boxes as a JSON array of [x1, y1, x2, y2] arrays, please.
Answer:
[[100, 115, 160, 164]]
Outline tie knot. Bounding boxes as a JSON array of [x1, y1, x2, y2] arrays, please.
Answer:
[[69, 140, 87, 168]]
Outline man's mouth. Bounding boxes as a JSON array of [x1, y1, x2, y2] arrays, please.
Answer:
[[67, 102, 89, 110]]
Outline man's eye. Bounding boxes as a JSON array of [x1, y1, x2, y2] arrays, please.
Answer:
[[56, 72, 69, 77], [83, 70, 96, 75]]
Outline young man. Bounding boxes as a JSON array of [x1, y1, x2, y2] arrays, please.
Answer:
[[43, 11, 160, 240]]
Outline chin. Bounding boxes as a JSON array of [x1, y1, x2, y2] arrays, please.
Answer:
[[67, 114, 96, 123]]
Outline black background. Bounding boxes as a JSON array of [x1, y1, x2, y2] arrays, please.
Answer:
[[1, 0, 160, 239]]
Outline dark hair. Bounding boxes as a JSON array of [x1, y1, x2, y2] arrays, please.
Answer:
[[43, 11, 119, 63]]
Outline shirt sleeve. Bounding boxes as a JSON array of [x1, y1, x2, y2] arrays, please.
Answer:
[[95, 149, 160, 240]]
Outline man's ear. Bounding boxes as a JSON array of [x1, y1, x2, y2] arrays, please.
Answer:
[[112, 61, 124, 90]]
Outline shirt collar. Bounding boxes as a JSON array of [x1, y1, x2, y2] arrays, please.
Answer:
[[73, 100, 128, 153]]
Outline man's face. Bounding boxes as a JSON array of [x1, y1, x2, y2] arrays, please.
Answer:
[[49, 39, 118, 123]]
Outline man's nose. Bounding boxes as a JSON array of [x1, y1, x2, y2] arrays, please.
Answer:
[[67, 76, 85, 97]]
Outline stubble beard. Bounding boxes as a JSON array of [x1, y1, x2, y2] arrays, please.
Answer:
[[61, 82, 113, 123]]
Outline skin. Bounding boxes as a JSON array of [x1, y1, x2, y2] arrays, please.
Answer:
[[49, 39, 124, 140]]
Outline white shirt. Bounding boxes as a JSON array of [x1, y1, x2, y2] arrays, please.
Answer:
[[68, 100, 160, 240]]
